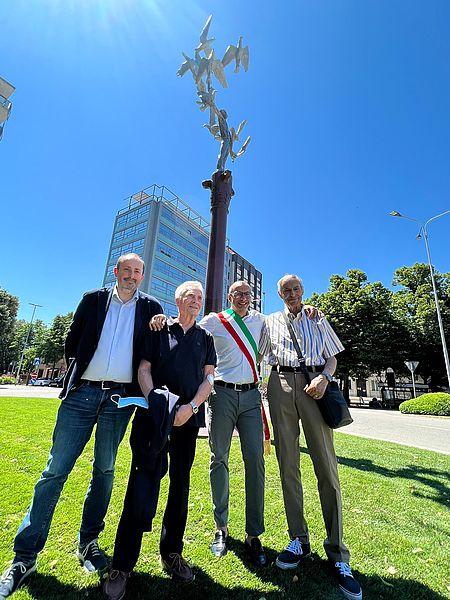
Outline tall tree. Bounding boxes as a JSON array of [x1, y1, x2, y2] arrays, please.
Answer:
[[308, 269, 410, 398], [392, 263, 450, 389], [42, 312, 73, 374], [0, 288, 19, 373]]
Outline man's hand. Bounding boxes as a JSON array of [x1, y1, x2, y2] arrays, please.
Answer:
[[303, 305, 324, 320], [173, 404, 193, 427], [304, 374, 328, 400], [149, 314, 167, 331]]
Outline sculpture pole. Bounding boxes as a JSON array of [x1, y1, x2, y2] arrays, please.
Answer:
[[202, 170, 234, 313], [177, 15, 250, 313]]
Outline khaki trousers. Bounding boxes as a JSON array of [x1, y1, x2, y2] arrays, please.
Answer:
[[267, 370, 350, 562]]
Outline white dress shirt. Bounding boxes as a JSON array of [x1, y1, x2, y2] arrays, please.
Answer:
[[199, 309, 266, 384], [82, 286, 137, 382]]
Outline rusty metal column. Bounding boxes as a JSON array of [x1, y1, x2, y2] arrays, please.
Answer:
[[202, 170, 234, 314]]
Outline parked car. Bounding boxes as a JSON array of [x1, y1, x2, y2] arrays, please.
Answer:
[[32, 378, 52, 386], [48, 375, 65, 387]]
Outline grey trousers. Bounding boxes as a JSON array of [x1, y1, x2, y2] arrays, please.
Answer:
[[208, 386, 265, 536], [267, 370, 350, 562]]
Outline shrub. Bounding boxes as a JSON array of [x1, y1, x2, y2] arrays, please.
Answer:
[[399, 392, 450, 416], [0, 376, 16, 385]]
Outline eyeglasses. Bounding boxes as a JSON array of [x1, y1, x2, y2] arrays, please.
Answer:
[[231, 291, 253, 299]]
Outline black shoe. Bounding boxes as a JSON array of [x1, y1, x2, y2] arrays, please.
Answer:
[[245, 537, 267, 567], [76, 539, 108, 574], [210, 530, 228, 558], [331, 562, 362, 600], [275, 538, 311, 570], [0, 562, 36, 598]]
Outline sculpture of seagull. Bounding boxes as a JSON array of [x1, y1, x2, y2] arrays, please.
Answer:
[[222, 36, 249, 73], [176, 52, 199, 79], [196, 15, 215, 54]]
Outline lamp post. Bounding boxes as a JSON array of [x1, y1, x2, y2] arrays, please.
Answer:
[[390, 210, 450, 388], [15, 302, 42, 384]]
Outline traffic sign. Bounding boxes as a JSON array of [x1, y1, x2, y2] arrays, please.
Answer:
[[30, 372, 38, 379], [405, 361, 419, 373], [33, 358, 41, 366]]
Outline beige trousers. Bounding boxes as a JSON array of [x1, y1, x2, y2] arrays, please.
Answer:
[[267, 370, 350, 562]]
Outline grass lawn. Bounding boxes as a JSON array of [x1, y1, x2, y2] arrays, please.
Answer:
[[0, 396, 449, 600]]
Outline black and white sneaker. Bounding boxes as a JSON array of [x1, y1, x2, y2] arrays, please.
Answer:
[[0, 561, 36, 598], [275, 538, 311, 570], [76, 539, 108, 574], [332, 562, 362, 600]]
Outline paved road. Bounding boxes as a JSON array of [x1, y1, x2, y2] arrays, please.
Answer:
[[0, 384, 61, 398], [342, 406, 450, 455], [1, 385, 449, 455]]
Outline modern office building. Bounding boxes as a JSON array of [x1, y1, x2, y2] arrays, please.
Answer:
[[227, 247, 263, 311], [0, 77, 15, 141], [103, 184, 262, 316]]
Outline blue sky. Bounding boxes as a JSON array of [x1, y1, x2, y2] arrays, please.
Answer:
[[1, 0, 450, 324]]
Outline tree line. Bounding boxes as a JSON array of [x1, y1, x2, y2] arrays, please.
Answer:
[[1, 262, 449, 388], [0, 288, 72, 377], [308, 263, 450, 393]]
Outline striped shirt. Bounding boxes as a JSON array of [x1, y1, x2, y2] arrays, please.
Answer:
[[260, 307, 344, 367]]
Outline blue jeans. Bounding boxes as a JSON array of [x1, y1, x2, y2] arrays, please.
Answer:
[[13, 383, 134, 564]]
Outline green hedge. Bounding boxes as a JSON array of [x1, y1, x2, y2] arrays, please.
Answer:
[[0, 376, 15, 385], [399, 392, 450, 416]]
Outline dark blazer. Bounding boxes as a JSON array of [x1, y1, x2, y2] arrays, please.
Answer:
[[60, 287, 162, 399]]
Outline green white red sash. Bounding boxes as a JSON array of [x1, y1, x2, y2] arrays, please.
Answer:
[[217, 308, 258, 383], [217, 308, 271, 454]]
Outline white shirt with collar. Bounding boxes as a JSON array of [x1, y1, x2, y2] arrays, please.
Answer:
[[82, 286, 138, 383], [199, 309, 266, 384]]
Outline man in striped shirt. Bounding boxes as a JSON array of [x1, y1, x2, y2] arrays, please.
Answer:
[[260, 274, 362, 600]]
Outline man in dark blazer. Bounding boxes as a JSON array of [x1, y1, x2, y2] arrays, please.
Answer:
[[0, 253, 162, 600]]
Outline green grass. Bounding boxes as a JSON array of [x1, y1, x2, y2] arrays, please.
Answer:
[[0, 396, 449, 600]]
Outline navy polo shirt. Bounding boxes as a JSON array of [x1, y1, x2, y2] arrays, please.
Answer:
[[143, 318, 216, 428]]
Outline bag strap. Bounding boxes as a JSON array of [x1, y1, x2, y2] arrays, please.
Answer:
[[281, 312, 311, 384]]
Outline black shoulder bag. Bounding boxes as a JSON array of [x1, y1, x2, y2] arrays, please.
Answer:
[[282, 312, 353, 429]]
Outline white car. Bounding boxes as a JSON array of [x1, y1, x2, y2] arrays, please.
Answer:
[[32, 378, 51, 386]]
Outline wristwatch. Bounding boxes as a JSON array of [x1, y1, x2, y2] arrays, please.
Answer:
[[322, 372, 333, 383], [189, 400, 199, 414]]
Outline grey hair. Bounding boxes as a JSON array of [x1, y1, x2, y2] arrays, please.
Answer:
[[175, 280, 204, 300], [277, 274, 304, 293]]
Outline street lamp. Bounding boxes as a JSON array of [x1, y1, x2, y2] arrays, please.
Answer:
[[390, 210, 450, 388], [15, 302, 42, 384]]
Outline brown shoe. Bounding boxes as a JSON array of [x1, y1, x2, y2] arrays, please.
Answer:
[[103, 569, 130, 600], [160, 553, 195, 583]]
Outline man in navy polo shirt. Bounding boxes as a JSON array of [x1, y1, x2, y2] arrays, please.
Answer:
[[104, 281, 216, 600]]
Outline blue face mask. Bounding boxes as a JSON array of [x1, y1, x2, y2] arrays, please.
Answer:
[[111, 395, 148, 409]]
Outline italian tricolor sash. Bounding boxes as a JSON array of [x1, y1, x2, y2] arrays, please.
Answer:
[[217, 308, 271, 455], [217, 308, 258, 383]]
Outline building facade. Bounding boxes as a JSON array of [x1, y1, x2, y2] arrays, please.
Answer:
[[103, 184, 262, 316], [0, 76, 15, 140]]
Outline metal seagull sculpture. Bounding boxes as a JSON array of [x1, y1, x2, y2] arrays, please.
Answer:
[[222, 36, 249, 73]]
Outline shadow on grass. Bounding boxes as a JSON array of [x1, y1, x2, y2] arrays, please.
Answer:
[[299, 444, 450, 510], [19, 557, 448, 600]]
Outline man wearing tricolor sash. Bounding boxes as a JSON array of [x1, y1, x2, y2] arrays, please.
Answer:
[[200, 281, 268, 566]]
